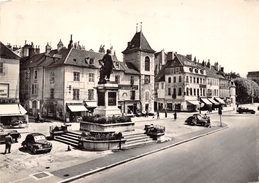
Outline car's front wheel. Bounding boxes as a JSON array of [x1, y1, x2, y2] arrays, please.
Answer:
[[32, 147, 37, 154]]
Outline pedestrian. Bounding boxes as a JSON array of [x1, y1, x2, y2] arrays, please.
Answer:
[[157, 110, 160, 119], [165, 109, 167, 118], [145, 110, 148, 118], [4, 133, 13, 154]]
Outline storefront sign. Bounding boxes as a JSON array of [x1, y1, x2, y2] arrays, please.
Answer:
[[0, 84, 8, 98]]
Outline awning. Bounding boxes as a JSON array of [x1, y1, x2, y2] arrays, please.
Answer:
[[187, 100, 200, 105], [68, 105, 88, 112], [200, 98, 212, 105], [208, 98, 220, 105], [0, 104, 27, 116], [85, 101, 97, 108], [215, 97, 225, 104]]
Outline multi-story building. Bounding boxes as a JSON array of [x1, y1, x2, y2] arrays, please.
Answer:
[[122, 29, 156, 113], [19, 36, 142, 121], [0, 42, 27, 126], [155, 52, 232, 112]]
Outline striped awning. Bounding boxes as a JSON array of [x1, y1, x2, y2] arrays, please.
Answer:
[[200, 98, 212, 105], [215, 97, 225, 104], [208, 98, 220, 105]]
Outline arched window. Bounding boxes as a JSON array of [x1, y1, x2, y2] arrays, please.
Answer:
[[178, 88, 182, 96], [173, 88, 176, 96], [145, 56, 150, 71], [168, 77, 171, 83]]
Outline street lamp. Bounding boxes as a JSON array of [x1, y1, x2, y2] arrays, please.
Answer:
[[172, 93, 177, 119]]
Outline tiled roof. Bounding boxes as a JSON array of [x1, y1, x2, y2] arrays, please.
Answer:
[[0, 42, 20, 60], [20, 53, 46, 68], [122, 31, 155, 54], [155, 60, 173, 82], [123, 62, 140, 75]]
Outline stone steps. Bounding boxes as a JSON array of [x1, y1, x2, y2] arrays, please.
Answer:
[[54, 132, 80, 147], [122, 131, 156, 149]]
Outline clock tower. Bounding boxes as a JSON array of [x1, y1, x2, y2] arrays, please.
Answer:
[[122, 28, 156, 113]]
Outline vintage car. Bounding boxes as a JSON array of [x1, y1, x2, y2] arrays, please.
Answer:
[[0, 126, 21, 143], [185, 114, 211, 127], [236, 107, 255, 114], [22, 133, 52, 154]]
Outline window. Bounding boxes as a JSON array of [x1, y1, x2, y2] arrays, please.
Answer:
[[190, 77, 192, 83], [168, 77, 171, 83], [186, 88, 189, 96], [145, 56, 150, 71], [197, 88, 199, 97], [50, 72, 55, 84], [176, 67, 180, 73], [179, 76, 182, 83], [173, 76, 176, 83], [90, 58, 94, 65], [0, 62, 3, 73], [130, 76, 134, 86], [73, 89, 80, 100], [193, 77, 196, 83], [197, 77, 199, 84], [89, 73, 94, 82], [168, 88, 171, 95], [200, 78, 202, 84], [186, 76, 189, 83], [173, 88, 176, 95], [50, 88, 54, 99], [190, 88, 192, 95], [115, 75, 120, 84], [194, 88, 196, 96], [144, 75, 150, 84], [32, 84, 37, 95], [34, 70, 37, 79], [73, 72, 80, 81], [178, 88, 182, 96], [88, 89, 94, 100], [161, 83, 164, 89], [130, 90, 135, 100], [171, 68, 175, 74]]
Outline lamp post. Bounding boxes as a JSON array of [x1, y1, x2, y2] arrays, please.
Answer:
[[172, 93, 177, 119]]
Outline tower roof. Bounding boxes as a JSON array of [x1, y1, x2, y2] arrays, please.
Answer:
[[122, 31, 155, 54]]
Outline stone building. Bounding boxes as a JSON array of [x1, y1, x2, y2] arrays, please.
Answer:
[[122, 29, 156, 113], [247, 71, 259, 85]]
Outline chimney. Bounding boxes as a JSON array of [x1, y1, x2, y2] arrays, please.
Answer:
[[167, 51, 174, 61], [214, 62, 218, 71], [186, 54, 192, 61], [45, 42, 51, 54], [220, 67, 224, 72], [207, 59, 211, 68], [68, 34, 73, 49], [29, 42, 35, 58]]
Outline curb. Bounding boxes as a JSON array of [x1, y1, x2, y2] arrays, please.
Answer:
[[58, 124, 229, 183]]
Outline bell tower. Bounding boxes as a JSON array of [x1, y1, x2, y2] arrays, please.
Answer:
[[122, 23, 156, 113]]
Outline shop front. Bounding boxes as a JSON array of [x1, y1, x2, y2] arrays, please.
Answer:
[[67, 104, 88, 122], [0, 104, 28, 128]]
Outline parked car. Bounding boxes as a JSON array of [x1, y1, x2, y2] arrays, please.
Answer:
[[236, 107, 255, 114], [257, 106, 259, 110], [185, 114, 210, 127], [22, 133, 52, 154], [0, 126, 21, 143]]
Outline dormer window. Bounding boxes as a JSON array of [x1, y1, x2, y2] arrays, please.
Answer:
[[90, 58, 94, 65], [195, 68, 198, 73], [189, 68, 193, 72], [85, 57, 89, 64], [200, 70, 204, 74]]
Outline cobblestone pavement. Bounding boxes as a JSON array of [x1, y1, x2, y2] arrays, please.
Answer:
[[0, 105, 248, 183]]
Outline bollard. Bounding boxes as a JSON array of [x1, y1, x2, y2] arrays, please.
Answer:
[[67, 145, 71, 151]]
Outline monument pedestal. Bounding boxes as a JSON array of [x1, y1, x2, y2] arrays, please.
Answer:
[[94, 82, 121, 117]]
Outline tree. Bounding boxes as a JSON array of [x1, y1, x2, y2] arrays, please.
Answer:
[[234, 78, 259, 104]]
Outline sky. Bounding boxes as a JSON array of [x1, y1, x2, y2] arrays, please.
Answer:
[[1, 0, 259, 77]]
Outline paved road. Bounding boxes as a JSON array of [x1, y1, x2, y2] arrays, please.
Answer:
[[75, 110, 259, 183]]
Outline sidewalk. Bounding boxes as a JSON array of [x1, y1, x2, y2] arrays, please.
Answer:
[[0, 107, 234, 183]]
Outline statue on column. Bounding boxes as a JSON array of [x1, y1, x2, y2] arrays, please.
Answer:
[[98, 49, 114, 83]]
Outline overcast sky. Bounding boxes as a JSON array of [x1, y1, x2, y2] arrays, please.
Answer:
[[1, 0, 259, 77]]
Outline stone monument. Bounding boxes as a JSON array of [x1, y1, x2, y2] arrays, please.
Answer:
[[94, 49, 121, 117]]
